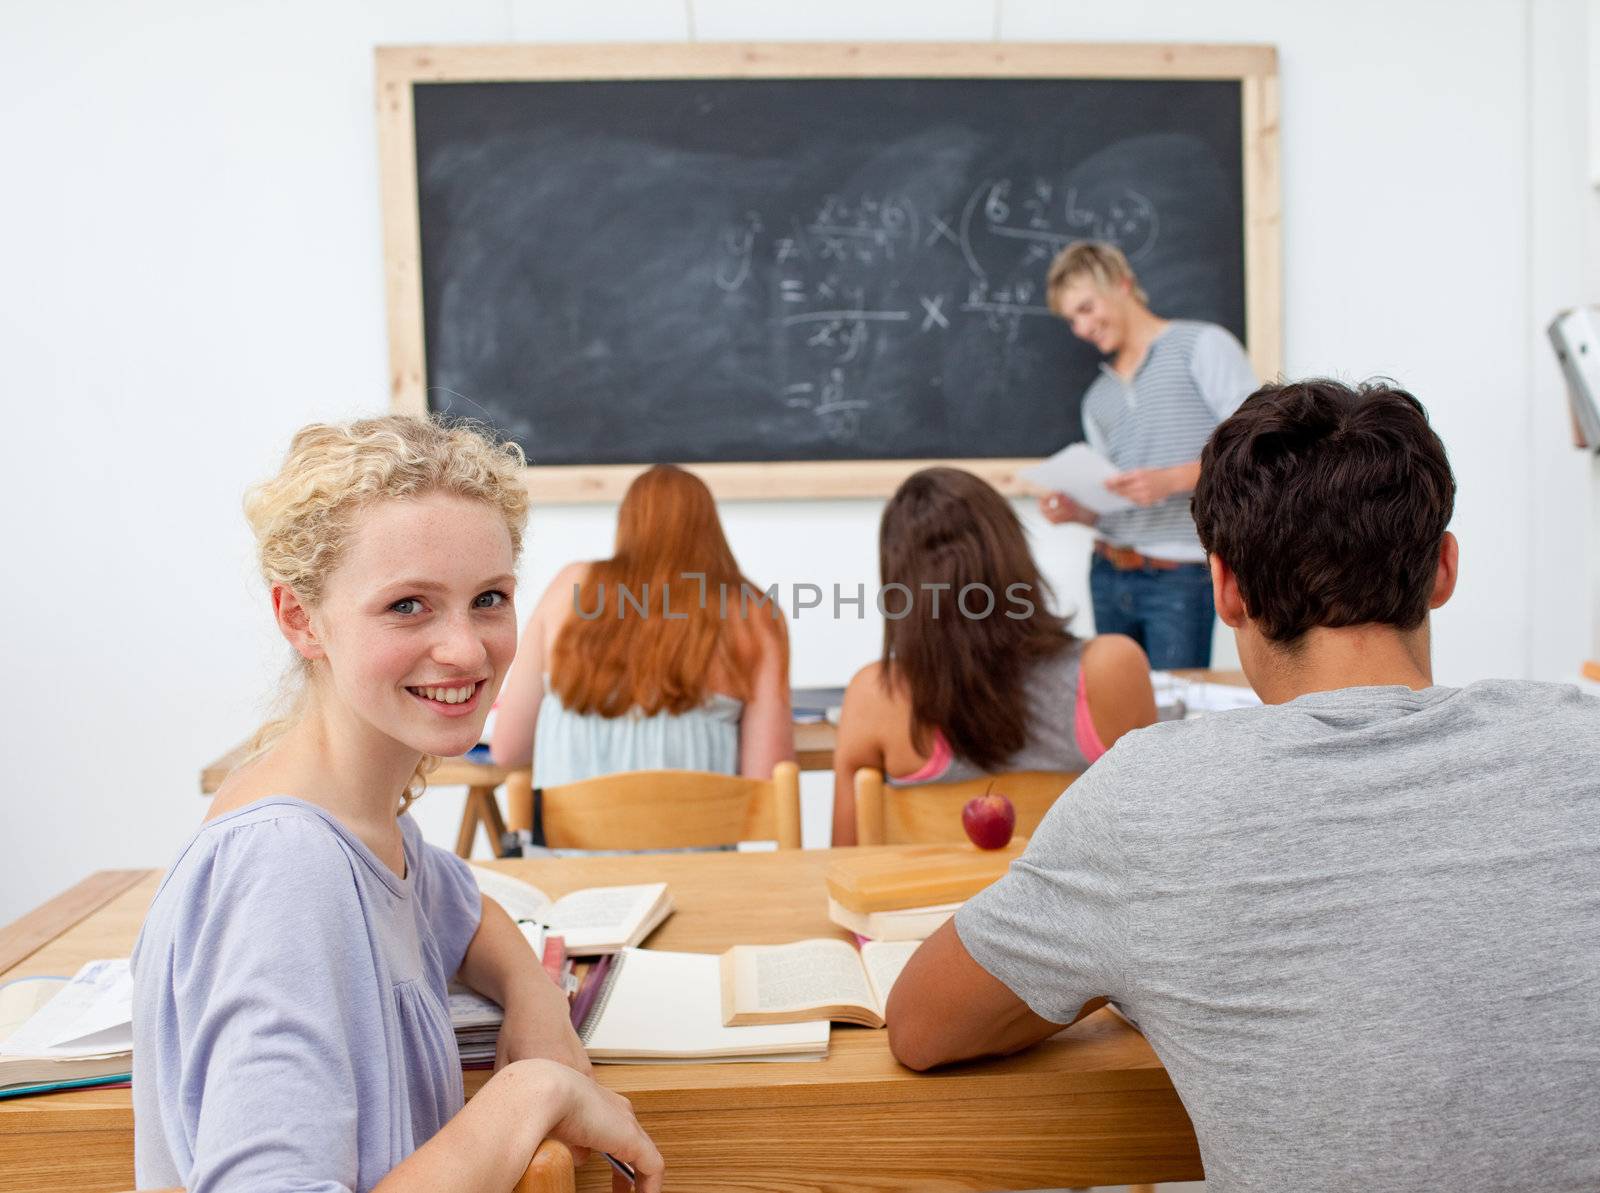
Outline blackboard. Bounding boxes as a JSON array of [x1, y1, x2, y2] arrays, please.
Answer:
[[379, 45, 1280, 499]]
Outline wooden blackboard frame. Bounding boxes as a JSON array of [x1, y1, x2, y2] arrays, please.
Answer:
[[376, 42, 1280, 502]]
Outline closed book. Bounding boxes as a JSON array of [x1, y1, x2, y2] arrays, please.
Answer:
[[825, 897, 961, 942], [825, 841, 1025, 915]]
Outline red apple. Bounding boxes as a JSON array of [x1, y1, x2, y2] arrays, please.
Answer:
[[961, 791, 1016, 850]]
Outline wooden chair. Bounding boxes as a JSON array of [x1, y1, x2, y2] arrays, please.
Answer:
[[515, 1140, 575, 1192], [505, 762, 802, 850], [133, 1140, 575, 1193], [853, 766, 1078, 846]]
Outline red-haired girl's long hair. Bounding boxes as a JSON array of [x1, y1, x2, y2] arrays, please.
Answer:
[[550, 465, 784, 716]]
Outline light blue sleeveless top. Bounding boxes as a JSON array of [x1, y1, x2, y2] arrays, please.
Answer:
[[532, 686, 742, 787]]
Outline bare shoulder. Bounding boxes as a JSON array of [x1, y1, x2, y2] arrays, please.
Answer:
[[844, 660, 885, 701], [1078, 634, 1156, 745], [747, 600, 789, 646], [842, 661, 909, 728], [539, 561, 592, 605], [205, 750, 282, 822], [534, 560, 595, 635], [1080, 632, 1149, 680], [205, 732, 340, 820]]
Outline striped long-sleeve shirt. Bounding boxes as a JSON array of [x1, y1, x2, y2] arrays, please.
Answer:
[[1081, 320, 1257, 561]]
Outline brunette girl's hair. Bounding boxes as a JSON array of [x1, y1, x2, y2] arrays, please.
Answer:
[[550, 464, 786, 716], [879, 467, 1072, 772]]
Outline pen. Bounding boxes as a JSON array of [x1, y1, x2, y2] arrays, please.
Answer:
[[603, 1151, 637, 1184]]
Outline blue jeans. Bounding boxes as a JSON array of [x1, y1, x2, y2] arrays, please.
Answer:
[[1089, 553, 1216, 669]]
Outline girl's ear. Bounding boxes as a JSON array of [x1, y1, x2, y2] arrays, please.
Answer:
[[272, 585, 325, 660]]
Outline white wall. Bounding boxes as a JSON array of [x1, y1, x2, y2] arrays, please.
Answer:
[[2, 0, 1594, 923]]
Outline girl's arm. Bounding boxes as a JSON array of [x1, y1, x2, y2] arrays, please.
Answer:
[[1080, 633, 1158, 749], [829, 664, 890, 847], [373, 1058, 663, 1193], [457, 894, 592, 1075], [491, 563, 585, 767], [738, 613, 796, 779]]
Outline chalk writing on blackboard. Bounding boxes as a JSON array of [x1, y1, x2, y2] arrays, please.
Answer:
[[712, 181, 1161, 438], [411, 76, 1248, 467]]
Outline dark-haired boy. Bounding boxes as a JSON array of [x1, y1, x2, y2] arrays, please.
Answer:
[[886, 380, 1600, 1191]]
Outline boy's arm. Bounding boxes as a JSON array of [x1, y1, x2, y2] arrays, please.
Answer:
[[886, 919, 1066, 1070], [890, 750, 1131, 1070]]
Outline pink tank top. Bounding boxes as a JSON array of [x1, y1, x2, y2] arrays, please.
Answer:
[[890, 645, 1108, 784]]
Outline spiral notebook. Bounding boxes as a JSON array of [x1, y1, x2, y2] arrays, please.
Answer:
[[575, 949, 830, 1063]]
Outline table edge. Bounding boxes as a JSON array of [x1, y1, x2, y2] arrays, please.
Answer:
[[0, 871, 152, 975]]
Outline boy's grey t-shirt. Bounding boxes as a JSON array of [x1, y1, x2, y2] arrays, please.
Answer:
[[957, 680, 1600, 1192], [131, 798, 483, 1193]]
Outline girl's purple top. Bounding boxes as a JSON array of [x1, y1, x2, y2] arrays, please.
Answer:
[[131, 797, 483, 1192]]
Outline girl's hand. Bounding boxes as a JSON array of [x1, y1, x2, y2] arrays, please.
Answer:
[[509, 1060, 664, 1192]]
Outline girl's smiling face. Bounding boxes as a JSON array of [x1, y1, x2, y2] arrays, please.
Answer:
[[289, 490, 519, 760]]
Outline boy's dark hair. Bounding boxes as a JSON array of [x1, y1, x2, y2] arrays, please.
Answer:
[[1191, 379, 1456, 645]]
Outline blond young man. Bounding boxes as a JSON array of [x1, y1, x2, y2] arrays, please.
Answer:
[[1041, 241, 1255, 667]]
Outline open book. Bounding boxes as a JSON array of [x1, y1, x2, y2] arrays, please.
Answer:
[[577, 949, 829, 1062], [720, 938, 920, 1029], [470, 866, 672, 955], [1, 960, 133, 1097]]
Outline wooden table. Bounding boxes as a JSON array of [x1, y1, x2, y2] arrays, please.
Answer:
[[0, 850, 1203, 1193], [199, 721, 842, 860]]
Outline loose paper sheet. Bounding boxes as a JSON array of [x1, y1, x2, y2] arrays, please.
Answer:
[[1018, 443, 1136, 515]]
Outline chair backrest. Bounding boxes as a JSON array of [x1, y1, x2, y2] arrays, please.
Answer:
[[514, 1139, 575, 1192], [853, 767, 1078, 846], [507, 762, 802, 850]]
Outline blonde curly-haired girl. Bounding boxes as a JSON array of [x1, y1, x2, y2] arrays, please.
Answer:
[[130, 415, 662, 1192]]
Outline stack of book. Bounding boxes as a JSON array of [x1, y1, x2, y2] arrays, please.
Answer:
[[823, 840, 1026, 943], [790, 685, 846, 725], [448, 984, 508, 1067]]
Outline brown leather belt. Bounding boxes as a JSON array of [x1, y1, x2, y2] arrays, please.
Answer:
[[1094, 540, 1183, 571]]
